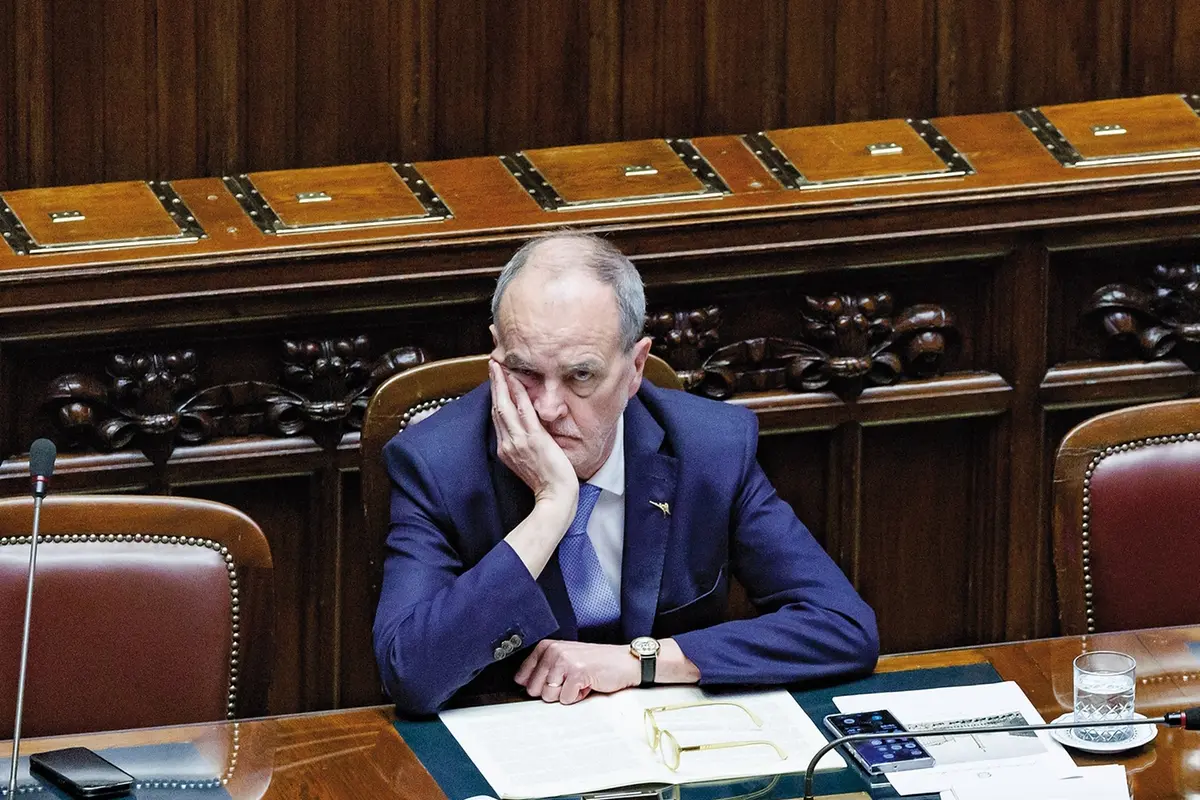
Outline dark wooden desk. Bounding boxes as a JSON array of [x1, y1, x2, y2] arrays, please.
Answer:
[[6, 627, 1200, 798]]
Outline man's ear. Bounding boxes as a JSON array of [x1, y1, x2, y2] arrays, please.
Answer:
[[489, 324, 501, 355], [628, 336, 652, 398]]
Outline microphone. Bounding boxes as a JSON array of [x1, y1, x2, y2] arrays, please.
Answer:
[[802, 708, 1200, 799], [8, 439, 57, 798], [30, 438, 55, 499]]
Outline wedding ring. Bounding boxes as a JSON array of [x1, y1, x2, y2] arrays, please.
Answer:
[[546, 680, 564, 688]]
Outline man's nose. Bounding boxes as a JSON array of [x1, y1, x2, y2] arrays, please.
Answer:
[[531, 380, 567, 423]]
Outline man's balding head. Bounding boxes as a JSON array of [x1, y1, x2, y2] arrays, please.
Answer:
[[491, 232, 646, 353]]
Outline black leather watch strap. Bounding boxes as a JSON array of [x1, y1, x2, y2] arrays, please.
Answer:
[[639, 652, 656, 687]]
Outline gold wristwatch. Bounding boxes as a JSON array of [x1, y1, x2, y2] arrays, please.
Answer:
[[630, 636, 660, 687]]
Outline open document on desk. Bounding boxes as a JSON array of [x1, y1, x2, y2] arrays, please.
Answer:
[[439, 686, 845, 800], [834, 681, 1079, 796]]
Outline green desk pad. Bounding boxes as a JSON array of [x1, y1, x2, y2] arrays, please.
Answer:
[[394, 662, 1002, 800]]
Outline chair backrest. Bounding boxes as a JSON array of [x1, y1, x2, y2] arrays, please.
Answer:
[[0, 494, 273, 737], [360, 354, 683, 564], [1052, 398, 1200, 635]]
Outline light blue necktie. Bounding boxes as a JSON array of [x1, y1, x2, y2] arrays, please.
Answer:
[[558, 483, 621, 630]]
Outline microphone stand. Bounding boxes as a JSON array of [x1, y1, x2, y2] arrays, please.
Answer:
[[802, 714, 1170, 800], [7, 465, 51, 798]]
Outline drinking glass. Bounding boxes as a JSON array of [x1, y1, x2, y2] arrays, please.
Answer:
[[1072, 650, 1136, 743]]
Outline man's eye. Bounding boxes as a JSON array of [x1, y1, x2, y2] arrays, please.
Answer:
[[572, 371, 593, 383]]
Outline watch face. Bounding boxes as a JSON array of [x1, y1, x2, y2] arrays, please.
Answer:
[[631, 636, 659, 656]]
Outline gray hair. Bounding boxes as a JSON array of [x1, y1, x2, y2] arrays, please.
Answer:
[[491, 232, 646, 352]]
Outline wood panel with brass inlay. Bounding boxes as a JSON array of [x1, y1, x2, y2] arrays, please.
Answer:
[[1041, 95, 1200, 162], [3, 182, 189, 247], [520, 139, 711, 205], [244, 163, 432, 229], [760, 119, 956, 185]]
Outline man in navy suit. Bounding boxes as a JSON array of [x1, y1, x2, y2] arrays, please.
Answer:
[[374, 233, 878, 715]]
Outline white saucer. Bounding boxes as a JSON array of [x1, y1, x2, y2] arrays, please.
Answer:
[[1049, 712, 1157, 753]]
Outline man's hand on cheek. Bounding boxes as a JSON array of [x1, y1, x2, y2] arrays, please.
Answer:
[[489, 359, 578, 507], [513, 640, 641, 705]]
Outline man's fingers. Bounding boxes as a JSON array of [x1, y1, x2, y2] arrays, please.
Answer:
[[489, 361, 520, 432], [506, 372, 538, 424], [539, 666, 567, 703], [513, 642, 624, 705], [513, 640, 548, 686], [489, 360, 509, 422], [558, 676, 591, 705], [515, 641, 574, 702], [513, 654, 534, 686], [488, 362, 502, 424], [524, 649, 557, 697]]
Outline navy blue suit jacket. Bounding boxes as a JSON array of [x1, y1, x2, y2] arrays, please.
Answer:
[[373, 380, 878, 715]]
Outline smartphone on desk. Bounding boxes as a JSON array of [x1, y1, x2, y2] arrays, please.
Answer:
[[29, 747, 134, 799], [823, 709, 935, 775]]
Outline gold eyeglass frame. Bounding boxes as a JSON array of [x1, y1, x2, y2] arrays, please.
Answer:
[[642, 701, 787, 772]]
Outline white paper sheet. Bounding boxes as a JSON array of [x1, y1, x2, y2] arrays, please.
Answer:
[[945, 764, 1129, 800], [439, 686, 844, 799], [834, 681, 1079, 796]]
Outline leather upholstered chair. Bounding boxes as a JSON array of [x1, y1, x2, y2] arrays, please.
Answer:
[[0, 494, 273, 737], [1052, 398, 1200, 635], [360, 353, 683, 559]]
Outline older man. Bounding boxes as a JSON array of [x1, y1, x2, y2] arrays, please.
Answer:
[[373, 232, 878, 715]]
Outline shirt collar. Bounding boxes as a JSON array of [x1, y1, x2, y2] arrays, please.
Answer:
[[586, 414, 625, 497]]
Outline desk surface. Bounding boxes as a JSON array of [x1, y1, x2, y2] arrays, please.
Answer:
[[6, 627, 1200, 799]]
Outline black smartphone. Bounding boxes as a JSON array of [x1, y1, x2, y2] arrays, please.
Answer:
[[29, 747, 134, 799], [823, 709, 936, 775]]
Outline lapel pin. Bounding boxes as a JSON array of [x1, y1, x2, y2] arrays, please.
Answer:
[[649, 500, 671, 517]]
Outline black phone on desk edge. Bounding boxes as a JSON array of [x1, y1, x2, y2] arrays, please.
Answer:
[[29, 747, 134, 799], [823, 709, 936, 775]]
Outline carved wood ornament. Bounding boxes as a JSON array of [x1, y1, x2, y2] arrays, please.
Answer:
[[646, 293, 958, 401], [1084, 263, 1200, 369], [644, 306, 721, 390], [44, 338, 428, 464]]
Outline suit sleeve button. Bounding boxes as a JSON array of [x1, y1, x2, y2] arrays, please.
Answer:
[[493, 646, 506, 662], [508, 634, 523, 648]]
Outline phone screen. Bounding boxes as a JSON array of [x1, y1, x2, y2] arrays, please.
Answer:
[[823, 709, 935, 775]]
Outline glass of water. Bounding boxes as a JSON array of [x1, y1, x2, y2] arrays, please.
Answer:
[[1072, 650, 1136, 743]]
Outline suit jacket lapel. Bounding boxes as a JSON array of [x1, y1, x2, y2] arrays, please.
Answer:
[[620, 394, 678, 640], [488, 425, 579, 640]]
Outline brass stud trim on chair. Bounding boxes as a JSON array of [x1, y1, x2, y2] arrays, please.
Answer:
[[0, 533, 243, 722], [398, 396, 460, 432], [1079, 432, 1195, 633]]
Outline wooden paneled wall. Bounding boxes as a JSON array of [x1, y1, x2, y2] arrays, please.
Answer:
[[3, 0, 1200, 189]]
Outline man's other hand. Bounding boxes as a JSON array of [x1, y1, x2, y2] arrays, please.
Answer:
[[489, 359, 578, 508], [514, 640, 640, 704]]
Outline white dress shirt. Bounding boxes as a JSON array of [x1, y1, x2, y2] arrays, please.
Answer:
[[583, 414, 625, 600]]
